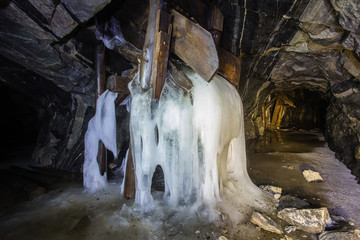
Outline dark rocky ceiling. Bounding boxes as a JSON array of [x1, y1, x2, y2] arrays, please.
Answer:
[[0, 0, 359, 179]]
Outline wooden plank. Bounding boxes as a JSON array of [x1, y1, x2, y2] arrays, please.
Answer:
[[107, 75, 131, 94], [276, 104, 285, 129], [279, 93, 295, 108], [270, 97, 281, 130], [218, 47, 241, 87], [171, 10, 219, 82], [124, 145, 135, 199], [95, 42, 107, 177], [150, 9, 172, 99]]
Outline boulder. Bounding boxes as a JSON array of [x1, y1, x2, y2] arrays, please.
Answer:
[[277, 207, 331, 233], [250, 211, 283, 235], [302, 169, 324, 182]]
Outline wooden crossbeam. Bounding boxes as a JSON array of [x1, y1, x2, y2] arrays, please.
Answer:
[[171, 10, 219, 82]]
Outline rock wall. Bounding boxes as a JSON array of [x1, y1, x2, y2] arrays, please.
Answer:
[[218, 0, 360, 178], [0, 56, 94, 170]]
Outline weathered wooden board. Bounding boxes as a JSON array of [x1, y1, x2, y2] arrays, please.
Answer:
[[150, 9, 172, 99], [171, 10, 219, 82], [107, 75, 131, 94], [218, 47, 241, 87]]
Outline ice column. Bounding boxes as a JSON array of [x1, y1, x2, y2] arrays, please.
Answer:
[[83, 90, 118, 193], [129, 68, 263, 209]]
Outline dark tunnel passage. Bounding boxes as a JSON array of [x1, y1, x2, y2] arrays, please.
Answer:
[[0, 83, 39, 161], [262, 89, 328, 132]]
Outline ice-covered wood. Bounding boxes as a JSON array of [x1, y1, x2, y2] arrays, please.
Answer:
[[149, 9, 172, 99]]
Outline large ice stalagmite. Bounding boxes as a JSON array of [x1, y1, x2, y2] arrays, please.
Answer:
[[83, 90, 118, 193], [129, 66, 265, 211]]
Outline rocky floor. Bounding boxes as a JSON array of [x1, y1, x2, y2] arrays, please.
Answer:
[[0, 129, 359, 240], [247, 129, 360, 239]]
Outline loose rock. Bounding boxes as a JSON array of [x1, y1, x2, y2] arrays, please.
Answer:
[[302, 169, 323, 182], [218, 236, 228, 240], [277, 207, 331, 233], [250, 211, 283, 234], [319, 230, 360, 240], [285, 225, 297, 233], [259, 185, 282, 199], [280, 236, 293, 240]]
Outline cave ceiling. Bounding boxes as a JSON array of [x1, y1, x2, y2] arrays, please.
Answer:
[[0, 0, 359, 102]]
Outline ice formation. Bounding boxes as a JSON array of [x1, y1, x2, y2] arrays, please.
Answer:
[[129, 67, 265, 212], [83, 90, 118, 193]]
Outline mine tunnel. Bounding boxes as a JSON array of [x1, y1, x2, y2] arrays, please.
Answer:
[[0, 0, 360, 239]]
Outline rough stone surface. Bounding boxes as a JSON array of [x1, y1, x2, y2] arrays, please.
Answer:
[[302, 169, 324, 182], [250, 211, 284, 234], [278, 195, 310, 210], [260, 185, 282, 199], [277, 207, 331, 234], [229, 0, 360, 179], [319, 230, 360, 240]]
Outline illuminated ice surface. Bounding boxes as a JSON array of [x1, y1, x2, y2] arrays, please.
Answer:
[[128, 67, 268, 219], [83, 90, 118, 193]]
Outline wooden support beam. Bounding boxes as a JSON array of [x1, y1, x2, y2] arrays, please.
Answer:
[[95, 42, 107, 177], [263, 97, 276, 129], [279, 93, 295, 108], [218, 47, 241, 87], [270, 97, 281, 130], [150, 9, 172, 99], [276, 104, 285, 129], [124, 146, 135, 199], [265, 97, 276, 110], [171, 10, 219, 82]]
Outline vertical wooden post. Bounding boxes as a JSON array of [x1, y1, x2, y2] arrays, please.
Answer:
[[270, 97, 281, 130], [150, 8, 172, 99], [95, 40, 107, 176], [124, 145, 135, 199]]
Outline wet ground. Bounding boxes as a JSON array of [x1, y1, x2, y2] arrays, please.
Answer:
[[0, 129, 359, 239], [248, 129, 360, 227]]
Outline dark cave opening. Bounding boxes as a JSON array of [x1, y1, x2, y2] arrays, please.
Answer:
[[0, 82, 39, 160]]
